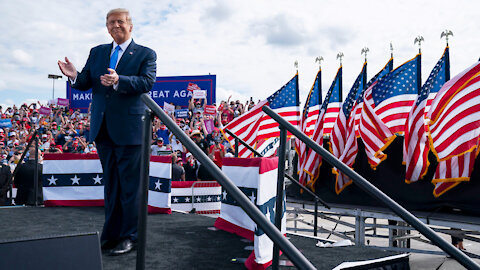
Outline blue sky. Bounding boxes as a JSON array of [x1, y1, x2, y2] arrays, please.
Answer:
[[1, 0, 479, 108]]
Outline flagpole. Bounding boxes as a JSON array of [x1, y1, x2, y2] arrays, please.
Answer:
[[414, 35, 424, 93], [315, 57, 323, 102], [336, 52, 344, 101], [361, 47, 369, 63], [441, 29, 453, 47], [414, 35, 424, 54], [361, 47, 369, 87], [390, 42, 394, 63], [441, 30, 453, 80]]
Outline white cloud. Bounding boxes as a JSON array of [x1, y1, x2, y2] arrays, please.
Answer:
[[250, 13, 309, 47], [201, 1, 234, 23], [12, 49, 33, 65]]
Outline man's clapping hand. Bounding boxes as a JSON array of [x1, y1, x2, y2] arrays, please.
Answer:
[[57, 57, 77, 80], [100, 68, 119, 87]]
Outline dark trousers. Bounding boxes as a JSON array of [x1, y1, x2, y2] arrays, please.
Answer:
[[96, 121, 142, 242]]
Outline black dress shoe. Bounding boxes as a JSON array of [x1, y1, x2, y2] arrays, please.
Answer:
[[109, 239, 136, 256], [101, 240, 118, 251]]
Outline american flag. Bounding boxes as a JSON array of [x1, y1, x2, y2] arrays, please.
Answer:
[[404, 49, 448, 183], [426, 60, 480, 196], [427, 61, 480, 160], [333, 58, 392, 193], [331, 63, 366, 193], [354, 58, 393, 137], [301, 68, 341, 188], [224, 74, 300, 158], [301, 109, 326, 189], [303, 70, 322, 137], [425, 47, 450, 115], [297, 70, 322, 185], [359, 54, 420, 168], [322, 67, 342, 136], [433, 150, 477, 197]]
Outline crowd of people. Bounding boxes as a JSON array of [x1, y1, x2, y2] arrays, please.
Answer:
[[0, 102, 94, 168], [0, 95, 259, 181], [152, 96, 258, 181]]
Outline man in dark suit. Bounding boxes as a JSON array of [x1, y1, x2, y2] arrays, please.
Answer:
[[58, 8, 156, 256], [14, 148, 43, 206]]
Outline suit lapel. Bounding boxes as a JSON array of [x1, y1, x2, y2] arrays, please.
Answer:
[[116, 40, 137, 74], [104, 43, 113, 71]]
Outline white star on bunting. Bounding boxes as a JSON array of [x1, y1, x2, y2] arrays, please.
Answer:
[[48, 175, 57, 185], [71, 175, 80, 185], [249, 193, 256, 204], [93, 175, 102, 184], [155, 180, 162, 190]]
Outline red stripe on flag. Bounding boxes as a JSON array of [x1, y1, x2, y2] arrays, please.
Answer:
[[44, 199, 104, 207], [214, 217, 254, 241]]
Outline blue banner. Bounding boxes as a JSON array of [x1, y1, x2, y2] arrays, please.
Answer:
[[66, 75, 216, 113], [0, 119, 12, 128], [175, 109, 189, 118]]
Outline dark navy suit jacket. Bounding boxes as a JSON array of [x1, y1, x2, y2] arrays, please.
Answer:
[[72, 40, 156, 145]]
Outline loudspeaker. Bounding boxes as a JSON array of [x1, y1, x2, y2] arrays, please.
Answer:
[[0, 232, 102, 270]]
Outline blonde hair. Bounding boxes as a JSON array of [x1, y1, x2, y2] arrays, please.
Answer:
[[106, 8, 132, 24]]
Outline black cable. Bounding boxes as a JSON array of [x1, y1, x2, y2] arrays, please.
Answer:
[[326, 215, 342, 239]]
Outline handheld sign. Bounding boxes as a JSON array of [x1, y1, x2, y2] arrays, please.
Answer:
[[39, 106, 52, 116], [0, 119, 12, 128], [204, 105, 217, 115], [163, 102, 175, 114], [193, 90, 207, 99], [175, 109, 189, 118], [57, 98, 70, 107], [187, 82, 201, 92]]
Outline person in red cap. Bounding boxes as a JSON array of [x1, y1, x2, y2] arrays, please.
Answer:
[[208, 136, 225, 168], [171, 154, 185, 181], [55, 145, 63, 153]]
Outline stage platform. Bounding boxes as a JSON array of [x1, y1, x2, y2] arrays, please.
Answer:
[[0, 206, 408, 269]]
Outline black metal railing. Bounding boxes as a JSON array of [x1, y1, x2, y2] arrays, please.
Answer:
[[137, 94, 316, 270], [262, 105, 480, 270]]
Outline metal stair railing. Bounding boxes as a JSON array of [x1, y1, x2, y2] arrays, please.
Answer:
[[137, 94, 316, 270], [262, 105, 480, 270]]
